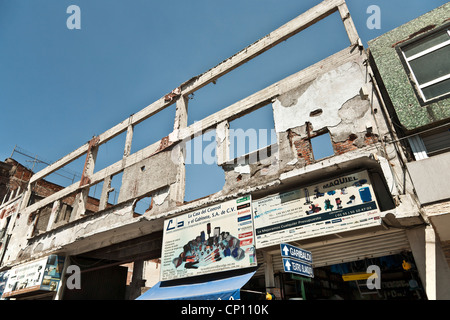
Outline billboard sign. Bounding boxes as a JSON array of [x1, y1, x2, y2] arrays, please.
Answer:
[[0, 271, 9, 299], [2, 255, 65, 298], [253, 171, 381, 248], [160, 195, 257, 281]]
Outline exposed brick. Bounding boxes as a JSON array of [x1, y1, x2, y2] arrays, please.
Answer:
[[333, 139, 358, 155], [293, 138, 314, 165]]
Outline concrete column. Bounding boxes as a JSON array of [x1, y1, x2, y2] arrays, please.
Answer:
[[20, 183, 33, 211], [73, 140, 99, 219], [46, 200, 61, 231], [128, 259, 146, 300], [99, 175, 113, 211], [425, 225, 436, 300], [124, 122, 134, 158], [169, 95, 188, 205], [216, 121, 230, 166], [263, 252, 275, 293]]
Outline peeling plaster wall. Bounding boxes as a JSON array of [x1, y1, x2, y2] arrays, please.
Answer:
[[118, 151, 178, 204], [1, 202, 163, 266], [273, 62, 365, 133], [220, 55, 388, 197]]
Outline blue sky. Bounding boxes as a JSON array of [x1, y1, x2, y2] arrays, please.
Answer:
[[0, 0, 446, 202]]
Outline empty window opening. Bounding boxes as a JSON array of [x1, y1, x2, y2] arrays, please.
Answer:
[[184, 130, 225, 202], [85, 180, 104, 214], [311, 132, 334, 161], [134, 196, 153, 216], [229, 103, 277, 161], [94, 131, 127, 174], [31, 204, 53, 237], [184, 129, 217, 166], [107, 171, 123, 205], [88, 180, 103, 200], [186, 11, 348, 127], [40, 155, 85, 189], [0, 216, 11, 239], [129, 103, 176, 156], [53, 193, 76, 227], [421, 125, 450, 157]]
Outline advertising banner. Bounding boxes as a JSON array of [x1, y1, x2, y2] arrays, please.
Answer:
[[160, 195, 257, 281], [253, 171, 381, 248], [0, 271, 9, 299], [2, 255, 65, 298]]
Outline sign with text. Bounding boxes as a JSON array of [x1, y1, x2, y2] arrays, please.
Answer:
[[253, 171, 381, 248], [2, 255, 65, 298], [161, 196, 257, 281], [282, 258, 314, 278], [280, 243, 312, 265]]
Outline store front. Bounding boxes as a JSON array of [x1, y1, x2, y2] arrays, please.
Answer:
[[244, 228, 427, 300], [137, 169, 428, 300], [275, 252, 425, 300]]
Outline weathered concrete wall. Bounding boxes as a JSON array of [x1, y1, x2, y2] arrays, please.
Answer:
[[1, 201, 164, 267], [118, 150, 178, 204], [273, 62, 366, 133], [406, 152, 450, 205], [220, 54, 388, 199]]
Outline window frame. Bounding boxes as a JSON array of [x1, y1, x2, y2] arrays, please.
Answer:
[[396, 23, 450, 105]]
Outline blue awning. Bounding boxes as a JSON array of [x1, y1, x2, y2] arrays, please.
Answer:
[[136, 269, 257, 300]]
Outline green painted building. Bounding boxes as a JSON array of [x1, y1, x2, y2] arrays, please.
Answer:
[[369, 3, 450, 134], [369, 3, 450, 300]]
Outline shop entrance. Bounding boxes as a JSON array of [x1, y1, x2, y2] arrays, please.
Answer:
[[278, 252, 426, 300]]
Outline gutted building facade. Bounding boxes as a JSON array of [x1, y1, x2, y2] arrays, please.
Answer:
[[0, 0, 447, 300]]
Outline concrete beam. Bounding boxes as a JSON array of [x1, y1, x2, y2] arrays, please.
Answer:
[[180, 0, 346, 95]]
